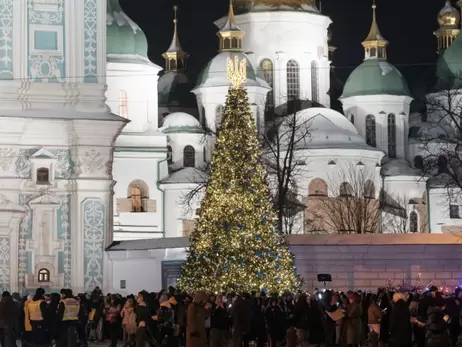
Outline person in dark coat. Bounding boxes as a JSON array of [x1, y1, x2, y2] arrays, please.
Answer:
[[231, 294, 251, 347], [0, 291, 19, 347], [389, 293, 412, 347], [187, 292, 209, 347], [426, 296, 450, 347], [292, 294, 311, 346]]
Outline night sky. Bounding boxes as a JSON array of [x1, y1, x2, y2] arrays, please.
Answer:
[[120, 0, 448, 99]]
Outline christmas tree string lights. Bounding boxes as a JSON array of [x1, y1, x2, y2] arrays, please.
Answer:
[[177, 56, 300, 293]]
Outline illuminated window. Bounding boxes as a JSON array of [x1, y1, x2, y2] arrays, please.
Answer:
[[311, 61, 319, 103], [260, 59, 274, 113], [184, 146, 195, 168], [287, 60, 300, 102], [36, 168, 49, 184], [38, 268, 50, 283], [119, 91, 128, 118], [388, 114, 396, 158], [130, 187, 142, 212], [366, 115, 376, 147]]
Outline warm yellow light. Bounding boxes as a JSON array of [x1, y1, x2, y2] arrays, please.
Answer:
[[227, 56, 247, 88]]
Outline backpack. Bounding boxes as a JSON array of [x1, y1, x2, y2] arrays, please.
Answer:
[[125, 311, 137, 335]]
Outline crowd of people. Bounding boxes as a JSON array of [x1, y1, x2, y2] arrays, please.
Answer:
[[0, 285, 460, 347]]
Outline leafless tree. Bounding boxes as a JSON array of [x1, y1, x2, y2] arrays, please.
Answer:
[[262, 106, 313, 234], [307, 163, 381, 234], [179, 99, 315, 234], [418, 79, 462, 201], [381, 193, 427, 233]]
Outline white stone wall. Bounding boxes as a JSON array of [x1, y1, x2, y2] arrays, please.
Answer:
[[217, 11, 332, 108], [341, 95, 413, 160], [291, 234, 462, 292]]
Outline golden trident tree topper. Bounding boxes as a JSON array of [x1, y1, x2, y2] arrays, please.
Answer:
[[227, 56, 247, 88]]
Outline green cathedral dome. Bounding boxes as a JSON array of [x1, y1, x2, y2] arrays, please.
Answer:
[[106, 0, 148, 60], [435, 32, 462, 90], [341, 59, 410, 98]]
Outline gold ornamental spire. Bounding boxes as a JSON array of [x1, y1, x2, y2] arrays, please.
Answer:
[[361, 0, 388, 60], [434, 1, 461, 53], [227, 56, 247, 88], [218, 0, 245, 52], [162, 5, 186, 72]]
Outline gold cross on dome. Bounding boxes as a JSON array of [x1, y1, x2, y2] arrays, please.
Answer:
[[227, 56, 247, 88]]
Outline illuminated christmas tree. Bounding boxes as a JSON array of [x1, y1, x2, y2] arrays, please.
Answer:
[[177, 56, 300, 293]]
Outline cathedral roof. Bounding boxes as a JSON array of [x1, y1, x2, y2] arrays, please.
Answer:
[[106, 0, 149, 61], [194, 51, 269, 89], [341, 59, 410, 98], [161, 112, 203, 134], [233, 0, 318, 13], [278, 108, 376, 151], [158, 71, 196, 108], [435, 31, 462, 90]]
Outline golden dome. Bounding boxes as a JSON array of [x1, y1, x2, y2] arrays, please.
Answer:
[[437, 1, 460, 28], [234, 0, 317, 10]]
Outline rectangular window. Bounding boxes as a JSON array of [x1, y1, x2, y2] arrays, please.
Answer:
[[450, 205, 460, 219]]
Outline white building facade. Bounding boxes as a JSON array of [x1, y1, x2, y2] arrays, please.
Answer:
[[0, 0, 127, 293], [3, 0, 462, 294]]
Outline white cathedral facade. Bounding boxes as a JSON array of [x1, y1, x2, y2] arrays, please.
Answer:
[[0, 0, 461, 294]]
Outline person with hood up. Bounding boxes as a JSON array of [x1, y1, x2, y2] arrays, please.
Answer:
[[388, 292, 412, 347], [153, 294, 175, 346], [187, 292, 209, 347], [425, 295, 450, 347]]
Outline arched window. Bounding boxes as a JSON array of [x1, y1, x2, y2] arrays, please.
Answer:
[[119, 91, 128, 118], [364, 180, 375, 199], [130, 187, 142, 212], [414, 155, 424, 170], [36, 167, 49, 184], [38, 268, 50, 282], [127, 180, 149, 213], [311, 61, 319, 103], [350, 114, 354, 125], [409, 211, 418, 233], [260, 59, 274, 113], [339, 182, 353, 197], [200, 106, 206, 128], [215, 105, 223, 129], [308, 178, 328, 196], [370, 47, 377, 58], [437, 155, 448, 174], [366, 115, 377, 147], [184, 145, 195, 168], [223, 38, 230, 50], [286, 60, 300, 103], [388, 114, 396, 158], [167, 145, 173, 165]]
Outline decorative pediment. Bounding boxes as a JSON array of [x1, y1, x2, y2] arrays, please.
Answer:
[[0, 195, 27, 213], [28, 194, 61, 206], [30, 148, 57, 160]]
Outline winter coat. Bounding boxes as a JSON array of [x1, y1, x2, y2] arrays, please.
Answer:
[[426, 307, 450, 347], [389, 299, 412, 346], [266, 305, 284, 339], [187, 303, 207, 347], [231, 297, 251, 333], [340, 302, 362, 345], [368, 302, 382, 324], [292, 299, 311, 330], [0, 296, 19, 330]]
